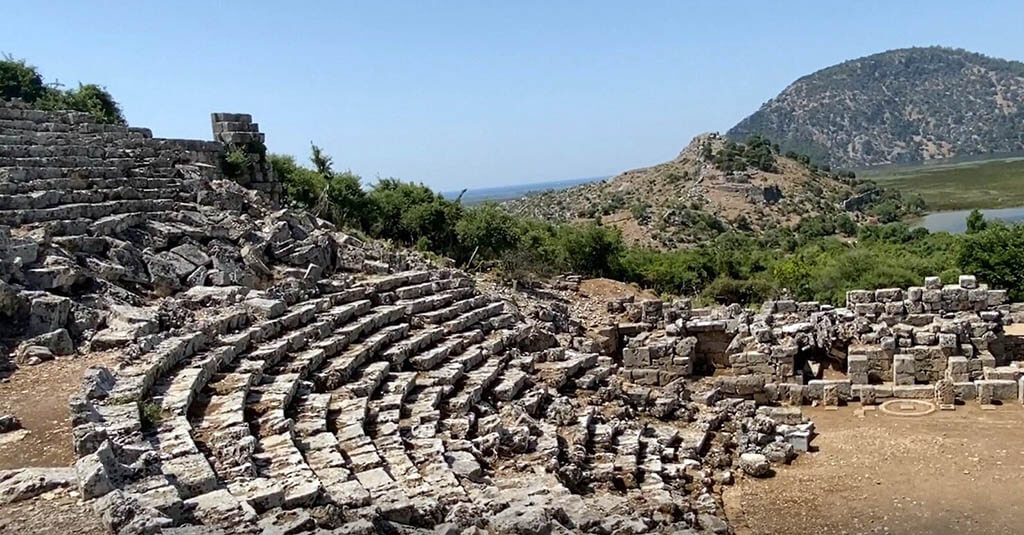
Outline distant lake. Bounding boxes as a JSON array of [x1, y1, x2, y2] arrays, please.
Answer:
[[915, 205, 1024, 234], [442, 176, 608, 204]]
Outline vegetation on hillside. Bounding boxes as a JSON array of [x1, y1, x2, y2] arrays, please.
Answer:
[[274, 145, 1022, 304], [0, 55, 124, 124], [728, 46, 1024, 168], [504, 133, 925, 250]]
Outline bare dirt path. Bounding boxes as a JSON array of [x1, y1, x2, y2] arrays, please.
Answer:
[[0, 352, 117, 469], [724, 404, 1024, 535]]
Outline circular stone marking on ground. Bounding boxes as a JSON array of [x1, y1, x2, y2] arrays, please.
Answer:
[[878, 399, 937, 417]]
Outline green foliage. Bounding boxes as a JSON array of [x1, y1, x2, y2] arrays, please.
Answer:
[[712, 135, 778, 173], [957, 222, 1024, 301], [140, 401, 164, 428], [368, 178, 463, 257], [455, 203, 523, 261], [224, 148, 251, 178], [0, 55, 46, 102], [557, 223, 624, 277], [37, 83, 125, 125], [0, 55, 125, 124], [270, 153, 326, 207], [272, 145, 1022, 306], [965, 209, 987, 234]]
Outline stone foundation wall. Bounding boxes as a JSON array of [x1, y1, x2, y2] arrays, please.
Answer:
[[607, 274, 1024, 406]]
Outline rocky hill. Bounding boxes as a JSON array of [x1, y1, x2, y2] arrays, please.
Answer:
[[728, 47, 1024, 168], [503, 133, 916, 248]]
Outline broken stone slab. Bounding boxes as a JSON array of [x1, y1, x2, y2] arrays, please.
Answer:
[[444, 450, 482, 480], [244, 297, 286, 319], [16, 328, 73, 362], [0, 467, 76, 504], [170, 244, 211, 268]]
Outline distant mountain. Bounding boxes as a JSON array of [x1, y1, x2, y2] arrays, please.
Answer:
[[728, 47, 1024, 168]]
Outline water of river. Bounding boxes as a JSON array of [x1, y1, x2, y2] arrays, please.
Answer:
[[914, 206, 1024, 234]]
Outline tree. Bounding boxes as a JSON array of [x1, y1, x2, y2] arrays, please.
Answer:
[[310, 143, 334, 178], [37, 83, 125, 124], [0, 56, 46, 102], [957, 223, 1024, 300], [270, 153, 326, 208], [965, 209, 986, 234], [455, 203, 523, 262], [0, 56, 125, 124]]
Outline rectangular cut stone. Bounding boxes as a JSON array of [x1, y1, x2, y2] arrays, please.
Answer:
[[977, 380, 1017, 401], [947, 356, 969, 382], [806, 380, 851, 400], [892, 385, 935, 399], [847, 354, 869, 373], [893, 355, 915, 385]]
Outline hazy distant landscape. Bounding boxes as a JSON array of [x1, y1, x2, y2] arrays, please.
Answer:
[[442, 175, 608, 204]]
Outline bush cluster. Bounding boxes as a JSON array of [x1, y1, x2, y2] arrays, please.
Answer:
[[0, 55, 124, 124]]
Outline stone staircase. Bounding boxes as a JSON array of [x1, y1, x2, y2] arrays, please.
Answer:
[[70, 268, 621, 532]]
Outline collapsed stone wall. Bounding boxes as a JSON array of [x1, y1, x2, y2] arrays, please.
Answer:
[[611, 274, 1024, 407]]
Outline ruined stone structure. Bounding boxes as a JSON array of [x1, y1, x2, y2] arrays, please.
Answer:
[[615, 275, 1024, 408], [0, 101, 818, 534]]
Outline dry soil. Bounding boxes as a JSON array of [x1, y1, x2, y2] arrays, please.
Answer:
[[725, 404, 1024, 535]]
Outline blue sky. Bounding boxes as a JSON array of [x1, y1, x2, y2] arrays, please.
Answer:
[[5, 1, 1023, 191]]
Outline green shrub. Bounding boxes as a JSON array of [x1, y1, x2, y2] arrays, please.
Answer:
[[0, 55, 46, 102], [958, 222, 1024, 301], [0, 56, 125, 124], [224, 148, 251, 178]]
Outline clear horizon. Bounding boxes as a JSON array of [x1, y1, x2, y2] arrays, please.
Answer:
[[5, 1, 1023, 191]]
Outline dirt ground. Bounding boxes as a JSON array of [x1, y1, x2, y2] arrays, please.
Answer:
[[577, 278, 658, 301], [724, 404, 1024, 535], [0, 485, 105, 534], [0, 352, 117, 469]]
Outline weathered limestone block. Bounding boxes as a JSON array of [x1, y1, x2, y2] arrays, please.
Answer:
[[785, 384, 803, 407], [893, 354, 915, 385], [947, 356, 970, 382], [874, 288, 903, 303], [856, 384, 877, 405], [935, 378, 955, 408], [29, 294, 71, 335], [959, 275, 978, 289], [955, 382, 977, 400], [924, 276, 942, 290], [806, 380, 851, 400], [846, 290, 873, 305], [821, 384, 839, 408], [977, 380, 1017, 402], [892, 385, 935, 399], [847, 354, 869, 384]]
